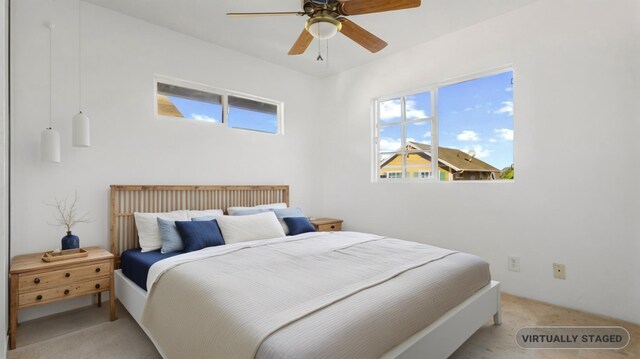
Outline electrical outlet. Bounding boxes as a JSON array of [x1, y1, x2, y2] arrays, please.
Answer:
[[553, 263, 566, 279], [507, 256, 520, 272]]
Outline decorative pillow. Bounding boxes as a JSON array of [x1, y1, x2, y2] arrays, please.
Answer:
[[227, 203, 287, 215], [158, 218, 184, 254], [283, 217, 317, 236], [174, 220, 225, 253], [191, 216, 220, 221], [228, 208, 272, 216], [273, 208, 305, 235], [187, 209, 224, 219], [216, 212, 285, 244], [134, 210, 189, 252]]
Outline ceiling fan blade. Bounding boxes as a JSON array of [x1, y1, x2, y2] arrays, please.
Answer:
[[339, 19, 387, 53], [288, 29, 314, 55], [338, 0, 420, 15], [226, 12, 305, 17]]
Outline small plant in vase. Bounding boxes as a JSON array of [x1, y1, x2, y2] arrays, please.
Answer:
[[48, 192, 93, 250]]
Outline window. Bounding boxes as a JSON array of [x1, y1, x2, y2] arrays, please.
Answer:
[[157, 83, 222, 122], [155, 77, 283, 134], [375, 69, 514, 182], [228, 96, 278, 134]]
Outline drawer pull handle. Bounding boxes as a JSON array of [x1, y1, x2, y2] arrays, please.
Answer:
[[95, 284, 101, 289], [95, 267, 101, 273], [331, 225, 335, 229], [65, 273, 71, 278], [64, 289, 70, 295], [36, 295, 43, 301], [34, 278, 40, 284]]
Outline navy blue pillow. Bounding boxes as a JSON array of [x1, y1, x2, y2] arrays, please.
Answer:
[[174, 220, 225, 253], [283, 217, 317, 236]]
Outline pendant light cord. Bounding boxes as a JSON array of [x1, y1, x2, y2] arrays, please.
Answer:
[[49, 24, 53, 129], [78, 2, 82, 111]]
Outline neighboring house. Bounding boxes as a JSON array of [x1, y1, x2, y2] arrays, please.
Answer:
[[380, 142, 502, 181]]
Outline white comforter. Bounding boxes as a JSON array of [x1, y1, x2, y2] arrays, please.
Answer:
[[142, 231, 490, 359]]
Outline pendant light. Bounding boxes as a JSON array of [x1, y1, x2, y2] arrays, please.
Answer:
[[42, 23, 61, 163], [72, 2, 90, 147]]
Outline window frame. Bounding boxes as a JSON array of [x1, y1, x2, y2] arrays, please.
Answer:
[[372, 66, 514, 183], [154, 75, 284, 135]]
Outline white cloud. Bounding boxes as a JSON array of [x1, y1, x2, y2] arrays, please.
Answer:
[[406, 100, 428, 119], [379, 99, 427, 121], [494, 101, 514, 116], [379, 138, 402, 152], [462, 145, 491, 159], [489, 139, 497, 143], [191, 113, 218, 122], [494, 128, 514, 141], [456, 130, 480, 141], [379, 100, 401, 121], [423, 131, 431, 139], [505, 86, 513, 92]]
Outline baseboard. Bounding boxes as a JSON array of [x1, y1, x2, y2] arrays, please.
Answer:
[[3, 332, 7, 359]]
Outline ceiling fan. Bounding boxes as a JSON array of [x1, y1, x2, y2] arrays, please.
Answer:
[[227, 0, 421, 55]]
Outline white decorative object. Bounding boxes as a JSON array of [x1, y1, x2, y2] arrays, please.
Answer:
[[41, 128, 60, 163]]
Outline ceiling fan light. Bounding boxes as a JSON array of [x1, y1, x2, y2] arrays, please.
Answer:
[[305, 16, 341, 40]]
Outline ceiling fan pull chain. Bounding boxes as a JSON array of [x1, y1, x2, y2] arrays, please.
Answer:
[[316, 35, 324, 62], [325, 37, 330, 67]]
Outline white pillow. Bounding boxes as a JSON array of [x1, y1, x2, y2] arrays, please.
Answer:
[[216, 212, 285, 244], [227, 202, 287, 215], [134, 210, 189, 252], [187, 209, 224, 219]]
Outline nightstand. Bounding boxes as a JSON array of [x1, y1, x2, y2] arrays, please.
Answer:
[[310, 218, 343, 232], [9, 246, 115, 349]]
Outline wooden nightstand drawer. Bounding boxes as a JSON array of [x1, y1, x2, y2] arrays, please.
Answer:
[[18, 277, 110, 308], [310, 218, 343, 232], [19, 260, 111, 293], [317, 223, 342, 232]]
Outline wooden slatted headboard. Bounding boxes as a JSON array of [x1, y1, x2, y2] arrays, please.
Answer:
[[109, 185, 289, 267]]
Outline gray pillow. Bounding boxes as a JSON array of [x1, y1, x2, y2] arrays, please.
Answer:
[[227, 208, 272, 216], [273, 208, 305, 235], [191, 216, 219, 221], [158, 217, 183, 253]]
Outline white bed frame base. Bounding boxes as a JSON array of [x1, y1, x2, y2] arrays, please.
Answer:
[[115, 270, 500, 359]]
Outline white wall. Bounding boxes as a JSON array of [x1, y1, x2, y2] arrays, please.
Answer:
[[10, 0, 324, 320], [10, 0, 640, 326], [1, 0, 7, 355], [322, 0, 640, 324]]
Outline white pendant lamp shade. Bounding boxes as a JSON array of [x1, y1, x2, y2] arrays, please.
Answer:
[[72, 111, 90, 147], [41, 128, 61, 163]]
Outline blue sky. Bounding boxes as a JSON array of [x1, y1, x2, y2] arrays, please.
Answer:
[[167, 96, 278, 134], [379, 71, 514, 169]]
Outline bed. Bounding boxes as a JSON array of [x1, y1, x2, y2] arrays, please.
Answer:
[[110, 185, 501, 359]]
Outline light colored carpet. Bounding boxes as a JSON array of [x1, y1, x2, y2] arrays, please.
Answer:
[[8, 295, 639, 358], [8, 301, 160, 359]]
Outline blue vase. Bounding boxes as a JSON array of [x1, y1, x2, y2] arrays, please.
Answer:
[[61, 231, 80, 250]]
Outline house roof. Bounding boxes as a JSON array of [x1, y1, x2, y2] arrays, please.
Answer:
[[381, 142, 501, 173]]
